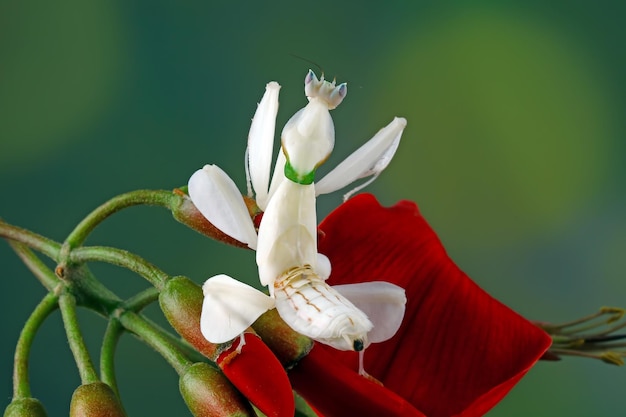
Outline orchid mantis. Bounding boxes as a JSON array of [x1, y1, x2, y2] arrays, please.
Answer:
[[189, 70, 407, 356]]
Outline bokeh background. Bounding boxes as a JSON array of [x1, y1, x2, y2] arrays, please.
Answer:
[[1, 1, 625, 415]]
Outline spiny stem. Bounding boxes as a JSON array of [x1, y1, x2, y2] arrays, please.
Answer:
[[8, 240, 60, 291], [65, 190, 182, 249], [70, 246, 170, 290], [13, 292, 59, 399], [0, 220, 61, 260], [118, 311, 192, 376], [59, 292, 99, 384]]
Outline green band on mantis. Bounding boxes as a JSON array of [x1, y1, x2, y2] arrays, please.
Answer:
[[284, 161, 316, 185]]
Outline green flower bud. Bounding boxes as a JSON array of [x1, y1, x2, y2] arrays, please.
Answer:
[[180, 363, 254, 417], [159, 276, 221, 360], [252, 309, 313, 369], [69, 382, 125, 417], [171, 190, 256, 249], [3, 398, 48, 417]]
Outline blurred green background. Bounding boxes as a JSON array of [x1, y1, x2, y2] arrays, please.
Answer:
[[1, 1, 625, 415]]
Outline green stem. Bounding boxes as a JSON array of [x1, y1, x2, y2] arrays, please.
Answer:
[[99, 287, 160, 396], [0, 220, 61, 260], [118, 311, 192, 375], [65, 190, 182, 248], [125, 287, 207, 363], [59, 292, 99, 384], [140, 316, 208, 365], [121, 287, 160, 312], [100, 319, 123, 396], [70, 246, 170, 290], [100, 287, 204, 396], [13, 292, 59, 399], [8, 240, 60, 291]]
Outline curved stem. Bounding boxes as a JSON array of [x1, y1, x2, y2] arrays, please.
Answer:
[[118, 311, 192, 375], [59, 292, 99, 384], [121, 287, 160, 312], [100, 319, 123, 396], [144, 316, 208, 365], [100, 288, 161, 398], [0, 220, 61, 260], [65, 190, 181, 248], [13, 292, 59, 399], [124, 288, 207, 362], [7, 240, 60, 292], [70, 246, 170, 290]]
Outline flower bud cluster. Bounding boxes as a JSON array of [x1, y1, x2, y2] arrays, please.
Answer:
[[159, 276, 297, 416]]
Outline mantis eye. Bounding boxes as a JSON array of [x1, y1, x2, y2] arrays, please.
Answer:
[[353, 339, 365, 352]]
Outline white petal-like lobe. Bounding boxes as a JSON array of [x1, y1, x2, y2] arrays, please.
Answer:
[[315, 253, 331, 280], [315, 117, 407, 197], [200, 274, 275, 343], [334, 281, 406, 344], [256, 180, 317, 287], [188, 165, 258, 249], [248, 82, 281, 210], [264, 149, 287, 211]]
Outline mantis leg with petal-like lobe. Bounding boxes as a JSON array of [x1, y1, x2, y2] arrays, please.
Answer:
[[315, 117, 407, 199], [188, 165, 258, 249], [256, 180, 318, 287], [200, 274, 275, 344], [247, 82, 281, 211], [334, 281, 406, 345]]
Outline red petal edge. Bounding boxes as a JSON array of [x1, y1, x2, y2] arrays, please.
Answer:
[[291, 343, 426, 417], [313, 194, 552, 417], [218, 333, 295, 417]]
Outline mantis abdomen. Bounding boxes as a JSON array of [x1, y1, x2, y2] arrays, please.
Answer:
[[274, 265, 373, 351]]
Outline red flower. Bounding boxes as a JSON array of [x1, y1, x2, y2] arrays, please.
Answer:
[[290, 194, 552, 417]]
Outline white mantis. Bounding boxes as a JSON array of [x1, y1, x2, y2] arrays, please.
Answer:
[[189, 70, 407, 357]]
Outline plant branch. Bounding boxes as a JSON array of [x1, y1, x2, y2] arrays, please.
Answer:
[[12, 292, 59, 399], [64, 190, 182, 248], [7, 240, 60, 291], [99, 287, 160, 397], [118, 311, 192, 376], [70, 246, 170, 290], [100, 319, 123, 397], [59, 292, 99, 384], [0, 220, 60, 260], [121, 287, 160, 312]]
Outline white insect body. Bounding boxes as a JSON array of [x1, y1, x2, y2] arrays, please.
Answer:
[[189, 70, 408, 353], [253, 72, 375, 350], [274, 266, 372, 351]]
